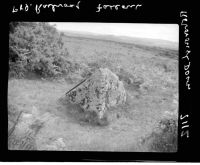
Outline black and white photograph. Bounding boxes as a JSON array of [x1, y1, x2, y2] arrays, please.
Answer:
[[8, 22, 179, 152], [2, 0, 196, 162]]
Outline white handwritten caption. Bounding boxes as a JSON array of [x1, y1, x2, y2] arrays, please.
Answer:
[[96, 3, 142, 12], [11, 2, 142, 14], [180, 11, 191, 90], [180, 114, 189, 138], [12, 1, 81, 14]]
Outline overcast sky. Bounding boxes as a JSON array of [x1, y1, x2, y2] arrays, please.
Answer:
[[49, 23, 178, 43]]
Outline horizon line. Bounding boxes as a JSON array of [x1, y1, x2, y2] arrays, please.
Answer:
[[59, 29, 179, 44]]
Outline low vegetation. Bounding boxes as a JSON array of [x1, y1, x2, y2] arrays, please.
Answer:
[[9, 22, 74, 78], [145, 118, 178, 152]]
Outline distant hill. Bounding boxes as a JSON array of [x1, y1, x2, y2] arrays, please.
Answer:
[[60, 30, 178, 51]]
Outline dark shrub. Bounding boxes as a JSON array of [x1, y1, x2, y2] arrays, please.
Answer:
[[9, 22, 71, 78], [150, 118, 178, 152]]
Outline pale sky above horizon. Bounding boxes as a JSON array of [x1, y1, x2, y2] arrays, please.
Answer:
[[49, 22, 179, 43]]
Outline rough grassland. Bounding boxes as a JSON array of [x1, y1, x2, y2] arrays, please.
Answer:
[[8, 35, 178, 151]]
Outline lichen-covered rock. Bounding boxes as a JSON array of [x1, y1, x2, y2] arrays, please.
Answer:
[[66, 68, 126, 120]]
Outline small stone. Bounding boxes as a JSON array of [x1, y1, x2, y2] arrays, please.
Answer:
[[44, 138, 66, 150]]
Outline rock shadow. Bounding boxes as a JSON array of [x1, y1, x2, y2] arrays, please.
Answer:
[[58, 97, 109, 127]]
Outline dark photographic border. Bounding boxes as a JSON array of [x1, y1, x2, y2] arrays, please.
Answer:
[[1, 0, 195, 162]]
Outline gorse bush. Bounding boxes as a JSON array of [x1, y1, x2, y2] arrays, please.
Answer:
[[9, 22, 71, 78], [150, 118, 178, 152]]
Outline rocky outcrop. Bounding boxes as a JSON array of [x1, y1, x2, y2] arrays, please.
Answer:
[[66, 68, 126, 120], [8, 107, 44, 150]]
